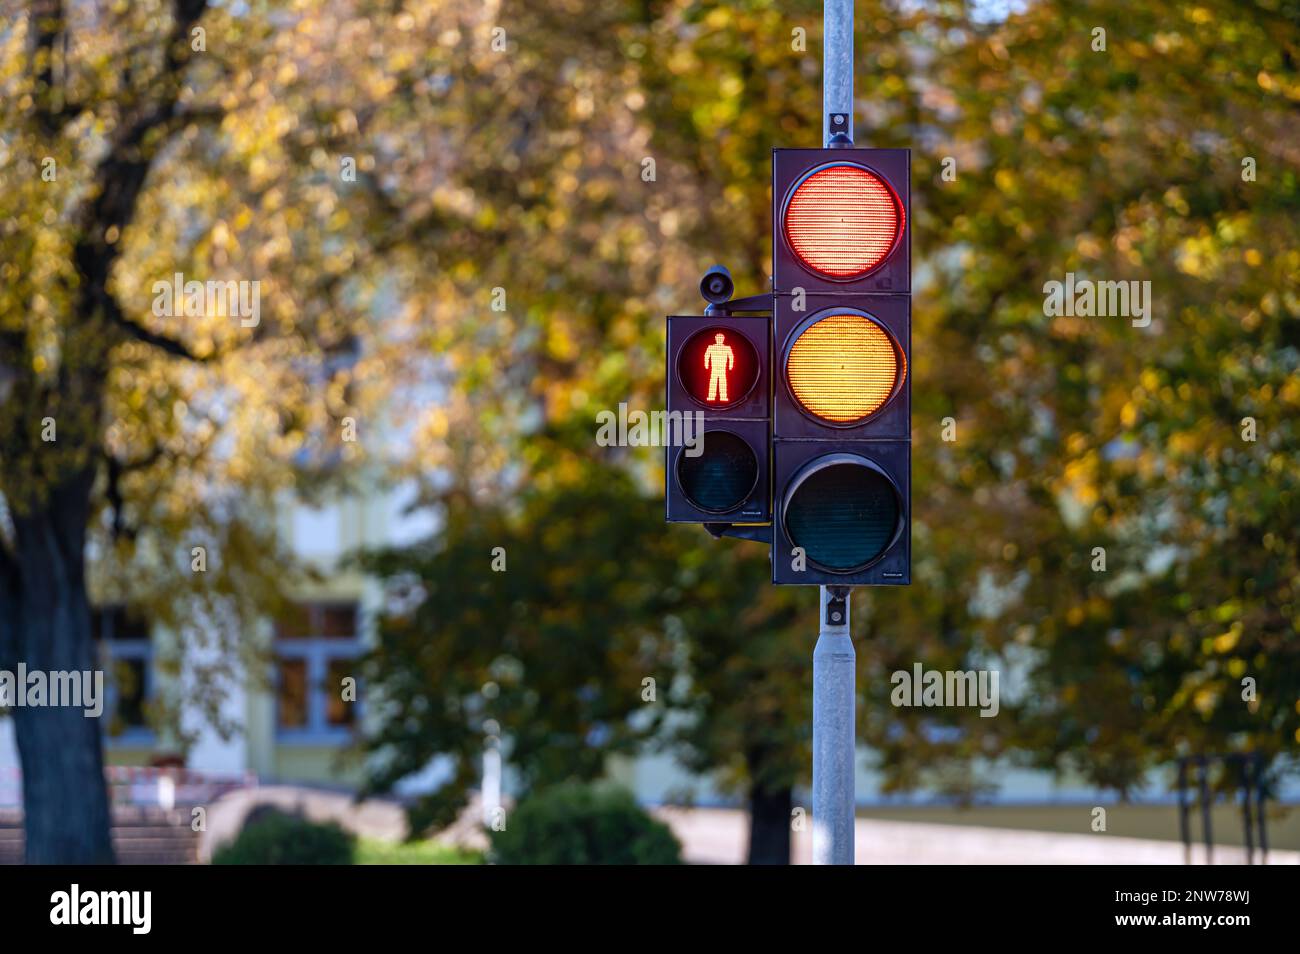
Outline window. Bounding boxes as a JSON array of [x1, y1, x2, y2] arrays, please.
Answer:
[[325, 659, 356, 728], [274, 602, 357, 640], [92, 605, 151, 642], [92, 605, 153, 737], [274, 601, 362, 740], [320, 604, 358, 639], [277, 659, 309, 729], [113, 658, 148, 728]]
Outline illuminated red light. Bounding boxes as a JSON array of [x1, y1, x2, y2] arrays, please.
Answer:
[[678, 327, 759, 409], [783, 164, 903, 278]]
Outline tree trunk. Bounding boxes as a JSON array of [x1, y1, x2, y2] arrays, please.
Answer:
[[1, 0, 213, 865], [7, 469, 115, 863], [745, 782, 793, 865]]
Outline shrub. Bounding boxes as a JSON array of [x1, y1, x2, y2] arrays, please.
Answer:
[[212, 809, 355, 865], [489, 783, 682, 865]]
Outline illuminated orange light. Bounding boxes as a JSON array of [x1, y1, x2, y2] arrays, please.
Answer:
[[787, 314, 904, 422], [784, 164, 903, 278]]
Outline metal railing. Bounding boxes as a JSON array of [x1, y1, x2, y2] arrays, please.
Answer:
[[0, 765, 255, 811], [1176, 753, 1269, 864]]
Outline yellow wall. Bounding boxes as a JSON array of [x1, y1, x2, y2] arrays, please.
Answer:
[[272, 744, 366, 786]]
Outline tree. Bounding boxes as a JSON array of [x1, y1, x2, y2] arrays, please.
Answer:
[[2, 0, 216, 864], [0, 0, 463, 861], [356, 0, 902, 865], [374, 0, 1300, 833], [6, 0, 1295, 863], [897, 0, 1300, 794], [654, 544, 812, 864], [358, 467, 688, 835]]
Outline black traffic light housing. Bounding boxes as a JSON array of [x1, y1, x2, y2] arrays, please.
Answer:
[[661, 149, 912, 586], [772, 294, 910, 442], [665, 418, 770, 524], [770, 147, 911, 586], [664, 314, 770, 524], [773, 148, 910, 296], [771, 440, 910, 585], [666, 315, 769, 422]]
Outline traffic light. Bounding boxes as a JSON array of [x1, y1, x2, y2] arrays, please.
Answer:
[[664, 313, 770, 524], [770, 148, 911, 585]]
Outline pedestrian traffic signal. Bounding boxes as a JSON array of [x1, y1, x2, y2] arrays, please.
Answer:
[[771, 148, 911, 585], [674, 423, 766, 517], [677, 325, 760, 409], [665, 314, 770, 524]]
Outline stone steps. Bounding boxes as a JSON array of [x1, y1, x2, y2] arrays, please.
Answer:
[[0, 807, 200, 864]]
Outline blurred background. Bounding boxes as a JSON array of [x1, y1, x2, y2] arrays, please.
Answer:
[[0, 0, 1297, 864]]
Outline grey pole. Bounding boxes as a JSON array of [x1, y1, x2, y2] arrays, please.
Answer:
[[813, 586, 855, 864], [811, 0, 858, 868], [823, 0, 855, 146]]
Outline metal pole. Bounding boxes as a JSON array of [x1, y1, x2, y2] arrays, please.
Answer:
[[1198, 756, 1213, 865], [1237, 756, 1254, 865], [813, 586, 855, 864], [1254, 753, 1269, 864], [482, 722, 502, 827], [823, 0, 855, 146], [811, 0, 857, 869], [1176, 759, 1190, 866]]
